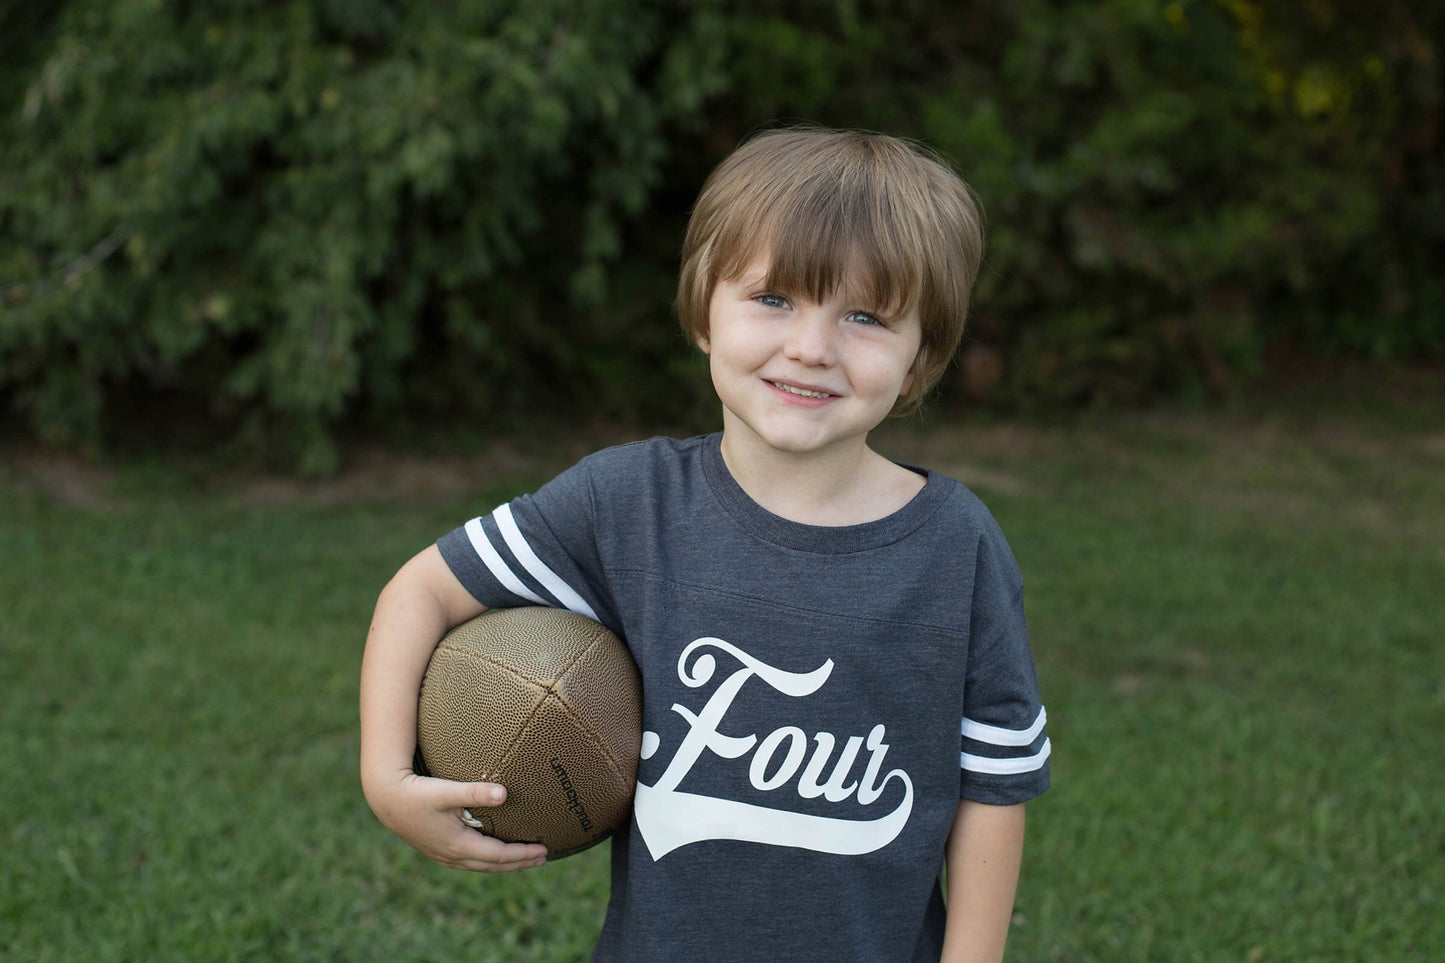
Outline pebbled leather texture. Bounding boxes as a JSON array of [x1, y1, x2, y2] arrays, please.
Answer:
[[417, 607, 642, 859]]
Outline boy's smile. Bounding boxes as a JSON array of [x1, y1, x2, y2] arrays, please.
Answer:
[[699, 257, 922, 463]]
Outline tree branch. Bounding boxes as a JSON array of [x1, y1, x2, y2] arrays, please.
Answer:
[[2, 226, 133, 306]]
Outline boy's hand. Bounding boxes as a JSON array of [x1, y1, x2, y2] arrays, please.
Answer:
[[365, 768, 548, 873]]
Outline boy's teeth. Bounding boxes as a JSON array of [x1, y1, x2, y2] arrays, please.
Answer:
[[773, 382, 829, 398]]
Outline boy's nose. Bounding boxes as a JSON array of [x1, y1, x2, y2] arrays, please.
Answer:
[[783, 311, 837, 366]]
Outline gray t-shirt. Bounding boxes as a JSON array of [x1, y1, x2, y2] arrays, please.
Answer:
[[438, 434, 1050, 961]]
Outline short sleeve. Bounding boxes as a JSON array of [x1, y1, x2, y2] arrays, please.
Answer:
[[958, 516, 1051, 804], [435, 457, 619, 633]]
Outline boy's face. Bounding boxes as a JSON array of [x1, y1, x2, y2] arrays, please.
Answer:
[[698, 255, 921, 461]]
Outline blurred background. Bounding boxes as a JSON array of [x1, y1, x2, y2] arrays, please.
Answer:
[[2, 0, 1440, 472], [3, 3, 1443, 961]]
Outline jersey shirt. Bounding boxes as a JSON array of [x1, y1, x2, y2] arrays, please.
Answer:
[[437, 434, 1050, 962]]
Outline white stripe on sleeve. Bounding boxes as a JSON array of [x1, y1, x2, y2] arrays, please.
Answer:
[[493, 503, 601, 623], [961, 738, 1052, 775], [960, 706, 1048, 747], [464, 516, 548, 607]]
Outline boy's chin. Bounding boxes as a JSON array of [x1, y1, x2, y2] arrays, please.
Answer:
[[726, 421, 870, 459]]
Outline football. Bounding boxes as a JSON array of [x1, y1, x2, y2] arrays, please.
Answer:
[[415, 606, 642, 859]]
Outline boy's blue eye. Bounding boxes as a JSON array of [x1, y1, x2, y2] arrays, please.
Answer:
[[847, 310, 885, 327], [756, 294, 790, 309]]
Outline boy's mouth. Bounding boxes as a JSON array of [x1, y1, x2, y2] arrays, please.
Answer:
[[769, 380, 834, 399]]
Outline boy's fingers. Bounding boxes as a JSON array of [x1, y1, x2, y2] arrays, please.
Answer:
[[452, 820, 549, 867], [413, 777, 549, 863], [474, 837, 548, 864]]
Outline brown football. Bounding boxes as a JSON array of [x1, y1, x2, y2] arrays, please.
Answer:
[[415, 606, 641, 859]]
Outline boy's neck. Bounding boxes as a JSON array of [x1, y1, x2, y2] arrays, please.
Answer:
[[718, 428, 925, 527]]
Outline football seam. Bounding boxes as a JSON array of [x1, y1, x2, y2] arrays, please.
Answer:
[[525, 690, 632, 792], [442, 624, 632, 790], [427, 644, 550, 782], [495, 625, 634, 791], [435, 618, 610, 689], [439, 635, 573, 687], [564, 626, 638, 783]]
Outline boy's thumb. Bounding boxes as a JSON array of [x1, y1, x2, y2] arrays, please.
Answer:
[[462, 781, 506, 809]]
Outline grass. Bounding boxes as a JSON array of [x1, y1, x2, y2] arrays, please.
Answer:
[[3, 399, 1443, 961]]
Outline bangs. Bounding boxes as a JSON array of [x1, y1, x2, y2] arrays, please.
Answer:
[[707, 145, 930, 320]]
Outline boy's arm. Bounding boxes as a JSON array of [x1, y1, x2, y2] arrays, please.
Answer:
[[359, 544, 547, 871], [940, 799, 1026, 963]]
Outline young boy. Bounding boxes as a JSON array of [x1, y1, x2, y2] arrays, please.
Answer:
[[360, 127, 1050, 962]]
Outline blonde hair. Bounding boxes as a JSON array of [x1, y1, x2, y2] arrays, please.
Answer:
[[677, 127, 985, 412]]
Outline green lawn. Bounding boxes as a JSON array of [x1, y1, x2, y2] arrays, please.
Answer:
[[3, 407, 1442, 961]]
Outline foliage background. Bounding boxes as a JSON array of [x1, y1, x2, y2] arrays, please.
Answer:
[[2, 0, 1441, 471]]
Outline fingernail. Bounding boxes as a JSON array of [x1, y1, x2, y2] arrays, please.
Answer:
[[490, 785, 504, 803]]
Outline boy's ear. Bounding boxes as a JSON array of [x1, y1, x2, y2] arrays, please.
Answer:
[[695, 330, 712, 355]]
